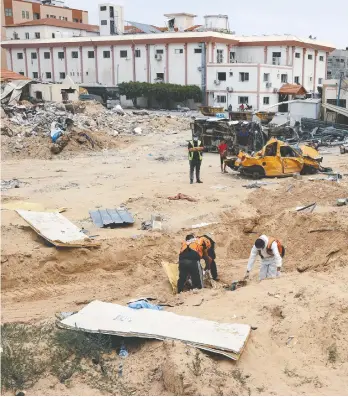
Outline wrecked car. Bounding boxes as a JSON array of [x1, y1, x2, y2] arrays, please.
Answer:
[[226, 138, 323, 179]]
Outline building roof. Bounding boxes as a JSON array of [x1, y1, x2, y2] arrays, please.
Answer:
[[16, 0, 87, 13], [164, 13, 197, 17], [1, 32, 335, 52], [0, 69, 30, 82], [278, 84, 307, 95], [5, 18, 99, 33]]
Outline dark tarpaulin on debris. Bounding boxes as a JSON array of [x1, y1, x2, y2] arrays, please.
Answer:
[[89, 208, 134, 228]]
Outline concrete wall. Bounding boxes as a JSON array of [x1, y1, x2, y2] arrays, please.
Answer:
[[30, 79, 79, 102], [6, 25, 98, 40]]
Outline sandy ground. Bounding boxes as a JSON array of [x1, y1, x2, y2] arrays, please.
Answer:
[[2, 125, 348, 395]]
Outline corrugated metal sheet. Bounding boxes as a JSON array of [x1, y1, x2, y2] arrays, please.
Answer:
[[125, 21, 162, 34], [89, 208, 134, 228]]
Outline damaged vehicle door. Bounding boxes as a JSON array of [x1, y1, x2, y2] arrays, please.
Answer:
[[280, 145, 304, 174]]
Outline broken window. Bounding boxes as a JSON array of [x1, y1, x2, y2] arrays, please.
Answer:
[[264, 142, 277, 156], [103, 51, 111, 58], [35, 91, 43, 100], [216, 95, 226, 103], [217, 49, 224, 63], [120, 50, 127, 58], [156, 73, 164, 80], [280, 146, 297, 158], [88, 51, 95, 58], [217, 72, 226, 81], [238, 96, 249, 104], [239, 72, 249, 82]]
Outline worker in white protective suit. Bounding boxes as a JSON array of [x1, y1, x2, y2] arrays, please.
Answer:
[[244, 235, 285, 281]]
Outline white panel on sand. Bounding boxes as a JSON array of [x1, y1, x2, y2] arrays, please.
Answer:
[[60, 300, 251, 360]]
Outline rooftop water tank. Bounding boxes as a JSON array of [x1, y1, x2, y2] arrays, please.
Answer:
[[204, 14, 229, 31]]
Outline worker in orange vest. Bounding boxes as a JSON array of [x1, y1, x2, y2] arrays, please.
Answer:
[[178, 234, 211, 293], [244, 235, 285, 281]]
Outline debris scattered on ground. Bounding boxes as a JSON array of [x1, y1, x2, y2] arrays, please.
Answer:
[[192, 222, 218, 229], [1, 178, 27, 191], [16, 210, 100, 247], [337, 198, 348, 206], [151, 214, 162, 230], [89, 208, 134, 228], [296, 203, 317, 213], [59, 300, 251, 360], [2, 201, 67, 213], [168, 193, 198, 202], [162, 261, 179, 294], [128, 299, 163, 311]]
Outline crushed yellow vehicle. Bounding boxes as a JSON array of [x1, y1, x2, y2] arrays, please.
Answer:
[[230, 138, 323, 179]]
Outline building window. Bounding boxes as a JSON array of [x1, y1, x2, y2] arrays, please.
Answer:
[[120, 50, 127, 58], [239, 72, 249, 82], [35, 32, 40, 39], [5, 8, 13, 16], [273, 52, 281, 58], [216, 95, 226, 103], [308, 54, 313, 60], [263, 73, 270, 82], [216, 49, 224, 63], [52, 33, 55, 38], [103, 50, 111, 58], [100, 5, 107, 10], [59, 72, 66, 79], [238, 96, 249, 104], [25, 32, 29, 39], [101, 20, 107, 25], [318, 78, 323, 84], [281, 74, 288, 83], [156, 72, 164, 80], [19, 72, 24, 76], [58, 52, 65, 59], [295, 52, 300, 58], [309, 77, 313, 82], [319, 55, 324, 61], [44, 51, 50, 59], [46, 72, 52, 79], [294, 76, 300, 84], [327, 99, 346, 108], [263, 97, 270, 105], [26, 11, 29, 19], [88, 51, 95, 58], [22, 10, 25, 18], [71, 51, 79, 58], [217, 72, 226, 81], [17, 53, 23, 59], [34, 13, 40, 19], [135, 49, 141, 57], [31, 52, 37, 59], [175, 49, 183, 54], [73, 18, 78, 22], [156, 49, 164, 54], [229, 51, 235, 62], [194, 48, 202, 54], [33, 72, 38, 79], [272, 52, 281, 65]]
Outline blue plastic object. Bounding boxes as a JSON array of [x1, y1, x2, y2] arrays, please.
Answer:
[[128, 299, 162, 311]]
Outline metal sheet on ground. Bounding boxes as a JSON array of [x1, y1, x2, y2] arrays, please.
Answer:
[[16, 210, 100, 247], [59, 300, 251, 360], [89, 208, 134, 228]]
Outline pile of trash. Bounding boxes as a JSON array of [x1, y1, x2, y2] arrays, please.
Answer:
[[1, 100, 192, 158]]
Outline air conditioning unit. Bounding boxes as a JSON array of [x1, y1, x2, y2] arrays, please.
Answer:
[[227, 87, 233, 92], [266, 82, 272, 88], [273, 88, 278, 93], [214, 79, 221, 85], [155, 54, 163, 61]]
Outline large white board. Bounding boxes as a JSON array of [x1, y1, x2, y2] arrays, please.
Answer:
[[60, 300, 251, 360]]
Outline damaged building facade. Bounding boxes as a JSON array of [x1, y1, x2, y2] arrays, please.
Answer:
[[1, 9, 335, 110]]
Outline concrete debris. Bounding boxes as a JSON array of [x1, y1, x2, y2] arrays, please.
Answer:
[[1, 100, 193, 157], [337, 198, 348, 206], [1, 178, 27, 191]]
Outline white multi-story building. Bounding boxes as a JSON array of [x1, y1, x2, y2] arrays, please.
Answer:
[[2, 30, 335, 109]]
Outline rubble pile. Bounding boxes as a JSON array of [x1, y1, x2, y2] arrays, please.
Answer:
[[1, 100, 192, 158]]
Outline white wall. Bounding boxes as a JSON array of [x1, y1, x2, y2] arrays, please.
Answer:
[[30, 79, 79, 102], [6, 25, 98, 40]]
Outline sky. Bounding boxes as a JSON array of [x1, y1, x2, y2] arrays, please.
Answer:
[[67, 0, 348, 49]]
